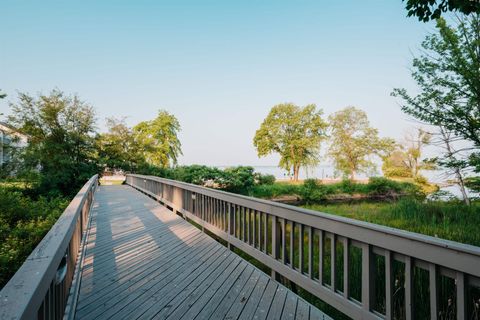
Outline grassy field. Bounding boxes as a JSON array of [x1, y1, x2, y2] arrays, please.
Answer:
[[302, 199, 480, 247]]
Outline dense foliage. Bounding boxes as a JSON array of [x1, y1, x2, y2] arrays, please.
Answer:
[[328, 107, 395, 180], [253, 103, 327, 181], [7, 90, 98, 197], [0, 184, 68, 288], [136, 164, 274, 195], [250, 177, 422, 203], [404, 0, 480, 22]]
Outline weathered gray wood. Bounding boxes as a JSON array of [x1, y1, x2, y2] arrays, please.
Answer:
[[281, 291, 298, 320], [267, 284, 288, 320], [237, 274, 270, 320], [207, 265, 256, 319], [295, 298, 310, 320], [72, 185, 331, 320], [252, 280, 279, 320], [193, 263, 253, 320], [224, 269, 262, 319], [177, 260, 248, 320], [150, 252, 238, 319]]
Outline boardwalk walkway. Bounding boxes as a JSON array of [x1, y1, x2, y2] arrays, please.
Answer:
[[73, 185, 330, 320]]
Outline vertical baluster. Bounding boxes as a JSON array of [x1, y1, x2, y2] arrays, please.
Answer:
[[343, 238, 350, 299], [362, 243, 374, 311], [224, 201, 227, 231], [331, 234, 336, 291], [281, 218, 286, 264], [246, 208, 250, 244], [405, 256, 413, 319], [242, 207, 246, 241], [308, 226, 313, 278], [300, 224, 305, 273], [429, 263, 438, 320], [385, 250, 393, 320], [456, 271, 466, 320], [263, 213, 268, 253], [271, 215, 280, 280], [252, 210, 256, 248], [201, 195, 205, 222], [290, 221, 294, 268], [319, 230, 324, 284]]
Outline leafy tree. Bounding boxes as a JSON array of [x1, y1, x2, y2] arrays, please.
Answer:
[[96, 117, 142, 171], [133, 110, 182, 168], [7, 90, 98, 197], [383, 128, 434, 179], [328, 107, 395, 180], [404, 0, 480, 22], [392, 15, 480, 196], [253, 103, 327, 181]]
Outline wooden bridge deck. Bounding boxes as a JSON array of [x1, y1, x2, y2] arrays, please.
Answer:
[[74, 185, 330, 320]]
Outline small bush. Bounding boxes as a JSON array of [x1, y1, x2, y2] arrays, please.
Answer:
[[255, 173, 276, 185], [300, 179, 329, 203]]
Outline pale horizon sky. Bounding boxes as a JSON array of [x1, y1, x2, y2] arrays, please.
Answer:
[[0, 1, 437, 167]]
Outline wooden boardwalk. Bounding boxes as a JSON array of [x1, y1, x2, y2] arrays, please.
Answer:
[[73, 185, 331, 320]]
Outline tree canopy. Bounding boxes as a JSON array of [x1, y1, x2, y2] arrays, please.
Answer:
[[392, 15, 480, 181], [404, 0, 480, 22], [133, 110, 182, 168], [328, 107, 395, 180], [253, 103, 327, 181], [95, 117, 141, 171], [7, 90, 98, 196]]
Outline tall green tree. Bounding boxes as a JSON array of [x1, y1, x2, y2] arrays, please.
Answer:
[[133, 110, 182, 168], [328, 107, 395, 180], [253, 103, 327, 181], [8, 90, 97, 196], [404, 0, 480, 22], [392, 15, 480, 184], [96, 117, 143, 171]]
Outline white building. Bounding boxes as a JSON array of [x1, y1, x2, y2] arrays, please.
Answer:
[[0, 121, 28, 166]]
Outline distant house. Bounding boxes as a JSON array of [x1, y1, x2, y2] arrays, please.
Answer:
[[0, 121, 28, 166]]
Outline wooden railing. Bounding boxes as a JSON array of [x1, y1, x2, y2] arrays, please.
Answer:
[[126, 174, 480, 320], [0, 175, 98, 320]]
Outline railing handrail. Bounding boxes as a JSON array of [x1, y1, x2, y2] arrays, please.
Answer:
[[127, 174, 480, 263], [126, 173, 480, 320], [0, 174, 98, 320]]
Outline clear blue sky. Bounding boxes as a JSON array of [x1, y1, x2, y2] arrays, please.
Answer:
[[0, 1, 435, 166]]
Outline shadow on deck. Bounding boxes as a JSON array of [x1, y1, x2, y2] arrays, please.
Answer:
[[74, 185, 330, 320]]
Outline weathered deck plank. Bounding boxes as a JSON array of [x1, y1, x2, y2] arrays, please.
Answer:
[[73, 185, 330, 320]]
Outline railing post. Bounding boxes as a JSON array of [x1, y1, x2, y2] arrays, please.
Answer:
[[405, 256, 414, 319], [362, 243, 374, 312], [228, 204, 234, 251], [271, 215, 280, 281], [456, 272, 466, 320]]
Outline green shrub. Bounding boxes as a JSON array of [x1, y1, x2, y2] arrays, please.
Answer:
[[300, 179, 329, 203], [0, 187, 68, 289], [255, 173, 276, 185]]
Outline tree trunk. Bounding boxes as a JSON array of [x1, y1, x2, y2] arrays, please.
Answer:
[[440, 127, 470, 205], [455, 168, 470, 206], [293, 164, 300, 182]]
